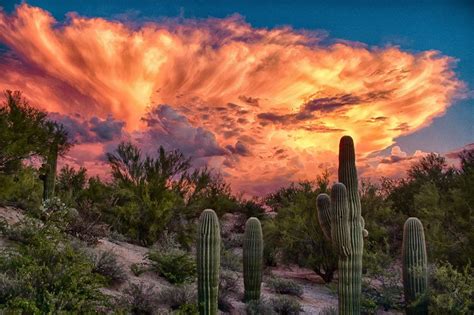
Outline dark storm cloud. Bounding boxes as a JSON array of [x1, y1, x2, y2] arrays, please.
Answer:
[[48, 112, 125, 143], [140, 104, 227, 158]]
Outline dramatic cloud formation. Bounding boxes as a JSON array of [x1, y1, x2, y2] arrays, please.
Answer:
[[0, 4, 465, 195]]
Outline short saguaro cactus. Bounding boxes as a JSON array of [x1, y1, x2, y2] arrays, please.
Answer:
[[402, 217, 428, 315], [197, 209, 221, 315], [243, 217, 263, 301]]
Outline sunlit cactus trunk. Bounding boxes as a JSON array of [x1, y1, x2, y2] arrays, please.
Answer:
[[316, 136, 366, 315], [402, 217, 428, 315], [243, 217, 263, 301], [197, 209, 221, 315]]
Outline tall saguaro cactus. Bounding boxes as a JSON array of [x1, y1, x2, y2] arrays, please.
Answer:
[[402, 217, 428, 315], [243, 217, 263, 301], [316, 135, 366, 315], [197, 209, 221, 315]]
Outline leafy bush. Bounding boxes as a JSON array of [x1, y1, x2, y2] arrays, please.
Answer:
[[148, 249, 196, 284], [270, 295, 302, 314], [429, 262, 473, 314], [157, 284, 197, 312], [122, 282, 158, 315], [246, 298, 276, 315], [264, 180, 337, 283], [0, 167, 42, 210], [0, 220, 107, 313], [266, 277, 304, 297], [131, 262, 149, 277], [92, 250, 127, 285]]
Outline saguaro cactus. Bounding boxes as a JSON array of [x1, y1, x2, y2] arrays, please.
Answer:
[[316, 135, 365, 314], [197, 209, 221, 315], [40, 141, 58, 201], [243, 217, 263, 301], [402, 217, 428, 315]]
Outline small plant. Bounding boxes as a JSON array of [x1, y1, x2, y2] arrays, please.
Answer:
[[91, 250, 127, 285], [246, 298, 276, 315], [130, 262, 148, 277], [122, 282, 158, 315], [266, 277, 303, 297], [429, 262, 473, 314], [157, 284, 197, 311], [243, 217, 263, 302], [148, 249, 196, 284], [270, 295, 302, 315]]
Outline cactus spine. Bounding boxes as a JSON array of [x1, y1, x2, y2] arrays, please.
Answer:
[[316, 135, 365, 314], [243, 217, 263, 301], [402, 217, 428, 315], [197, 209, 221, 315]]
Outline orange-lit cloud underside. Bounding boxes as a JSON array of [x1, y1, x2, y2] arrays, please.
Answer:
[[0, 4, 464, 195]]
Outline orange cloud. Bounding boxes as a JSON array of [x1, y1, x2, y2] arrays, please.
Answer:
[[0, 4, 464, 195]]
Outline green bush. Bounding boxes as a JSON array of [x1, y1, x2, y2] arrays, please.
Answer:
[[264, 180, 337, 283], [0, 220, 107, 313], [266, 277, 304, 297], [270, 295, 302, 315], [148, 249, 196, 284], [92, 250, 127, 285], [429, 262, 473, 314], [130, 262, 148, 277], [0, 167, 42, 210]]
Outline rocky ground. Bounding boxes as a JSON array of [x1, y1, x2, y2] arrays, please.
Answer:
[[0, 207, 403, 314]]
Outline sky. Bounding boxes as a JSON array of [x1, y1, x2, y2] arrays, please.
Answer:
[[0, 0, 473, 196]]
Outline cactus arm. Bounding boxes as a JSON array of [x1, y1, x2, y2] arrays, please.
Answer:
[[317, 193, 332, 241], [330, 183, 352, 257]]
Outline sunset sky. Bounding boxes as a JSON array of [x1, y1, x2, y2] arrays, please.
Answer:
[[1, 1, 472, 195]]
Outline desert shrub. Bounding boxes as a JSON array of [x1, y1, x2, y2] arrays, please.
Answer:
[[157, 284, 197, 312], [0, 220, 107, 313], [270, 295, 302, 315], [361, 250, 403, 312], [122, 282, 158, 315], [0, 167, 42, 210], [428, 262, 473, 314], [131, 262, 149, 276], [319, 306, 337, 315], [219, 270, 239, 312], [148, 249, 196, 284], [266, 277, 303, 297], [246, 298, 276, 315], [264, 180, 337, 283], [92, 250, 127, 285], [221, 248, 242, 272]]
